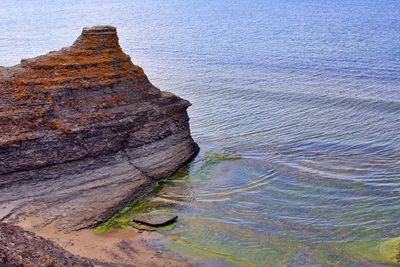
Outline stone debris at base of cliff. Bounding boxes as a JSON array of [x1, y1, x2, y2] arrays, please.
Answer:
[[0, 222, 93, 267], [0, 25, 198, 231]]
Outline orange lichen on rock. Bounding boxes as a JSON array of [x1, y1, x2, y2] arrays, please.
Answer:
[[10, 27, 137, 92], [0, 26, 155, 142]]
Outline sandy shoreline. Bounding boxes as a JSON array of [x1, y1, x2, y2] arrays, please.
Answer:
[[18, 218, 196, 267]]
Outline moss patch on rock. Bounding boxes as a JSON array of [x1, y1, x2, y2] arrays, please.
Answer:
[[94, 178, 180, 233]]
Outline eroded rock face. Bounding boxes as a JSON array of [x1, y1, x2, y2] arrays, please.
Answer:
[[0, 26, 198, 230]]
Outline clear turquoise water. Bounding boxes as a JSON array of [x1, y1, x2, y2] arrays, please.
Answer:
[[1, 1, 400, 266]]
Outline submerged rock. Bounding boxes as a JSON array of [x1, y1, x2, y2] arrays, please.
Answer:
[[0, 26, 198, 231], [132, 214, 178, 227], [0, 222, 93, 266]]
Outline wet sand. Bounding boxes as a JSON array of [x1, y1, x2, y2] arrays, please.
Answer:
[[18, 217, 195, 267]]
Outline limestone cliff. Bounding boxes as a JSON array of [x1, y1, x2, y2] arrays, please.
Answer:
[[0, 26, 198, 230]]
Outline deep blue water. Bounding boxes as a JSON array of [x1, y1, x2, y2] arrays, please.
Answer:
[[1, 0, 400, 266]]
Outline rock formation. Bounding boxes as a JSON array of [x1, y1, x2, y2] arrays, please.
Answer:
[[0, 26, 198, 231]]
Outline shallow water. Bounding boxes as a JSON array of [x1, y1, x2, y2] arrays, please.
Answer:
[[1, 0, 400, 266]]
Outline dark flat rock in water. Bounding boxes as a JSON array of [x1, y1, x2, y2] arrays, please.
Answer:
[[132, 214, 178, 227]]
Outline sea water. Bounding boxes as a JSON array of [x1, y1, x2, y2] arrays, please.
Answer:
[[1, 0, 400, 265]]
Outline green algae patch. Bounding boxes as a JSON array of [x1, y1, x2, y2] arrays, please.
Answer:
[[94, 196, 177, 233], [306, 244, 354, 267], [346, 238, 400, 265], [379, 238, 400, 264], [201, 152, 241, 170], [200, 152, 241, 170], [94, 163, 197, 234], [94, 180, 169, 233], [167, 218, 300, 267], [95, 199, 178, 233], [169, 235, 255, 267], [94, 151, 237, 233], [168, 233, 300, 267], [159, 168, 191, 185]]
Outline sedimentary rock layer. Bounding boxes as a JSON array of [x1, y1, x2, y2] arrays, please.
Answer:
[[0, 26, 198, 230]]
